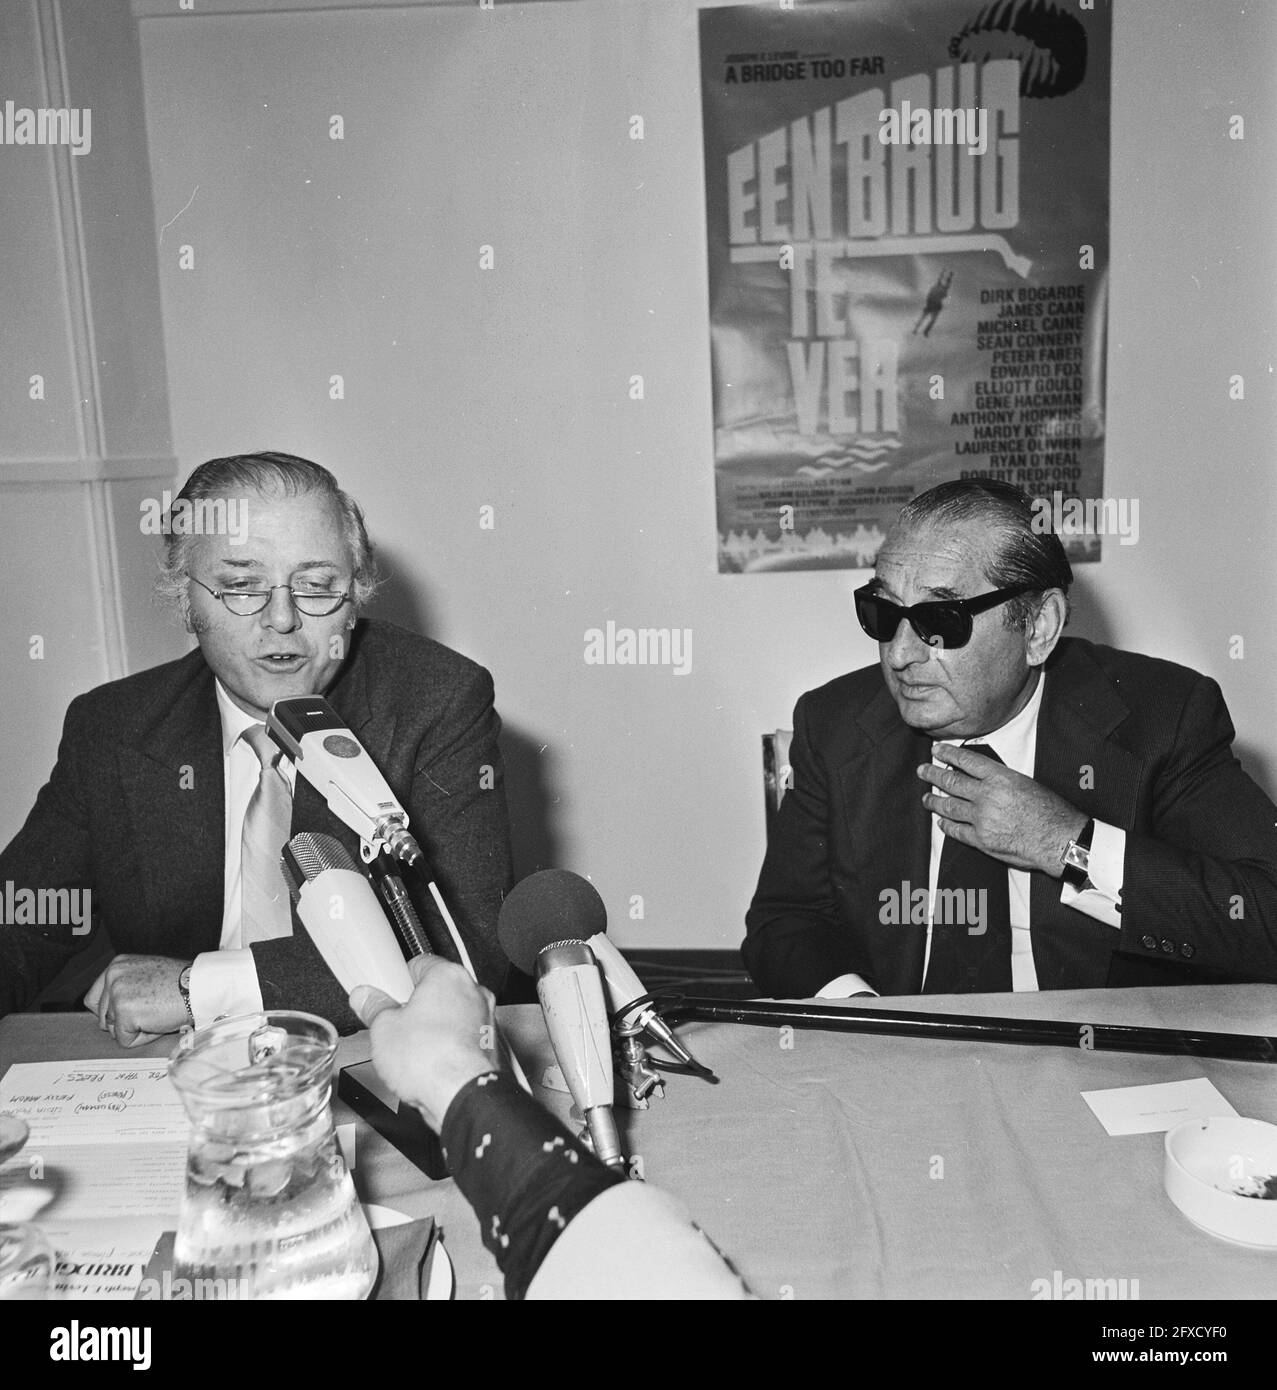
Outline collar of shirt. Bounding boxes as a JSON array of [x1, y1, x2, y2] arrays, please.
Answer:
[[214, 678, 297, 792], [934, 666, 1045, 777]]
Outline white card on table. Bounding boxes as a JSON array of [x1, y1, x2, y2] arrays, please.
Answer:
[[1081, 1077, 1238, 1136]]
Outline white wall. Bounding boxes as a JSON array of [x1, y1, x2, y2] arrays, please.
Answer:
[[11, 0, 1269, 952], [0, 0, 181, 848]]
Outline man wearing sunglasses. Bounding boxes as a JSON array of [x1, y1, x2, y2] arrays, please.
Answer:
[[744, 478, 1277, 999], [0, 452, 514, 1044]]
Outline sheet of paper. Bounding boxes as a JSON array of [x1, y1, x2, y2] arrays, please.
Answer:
[[0, 1141, 187, 1224], [0, 1059, 189, 1145], [1081, 1077, 1238, 1136], [0, 1058, 189, 1299], [40, 1216, 169, 1300]]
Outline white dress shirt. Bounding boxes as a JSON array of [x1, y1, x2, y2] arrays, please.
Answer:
[[185, 680, 298, 1027], [819, 668, 1124, 999]]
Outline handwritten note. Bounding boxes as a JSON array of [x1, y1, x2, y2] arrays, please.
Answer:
[[0, 1058, 191, 1299], [0, 1059, 189, 1146]]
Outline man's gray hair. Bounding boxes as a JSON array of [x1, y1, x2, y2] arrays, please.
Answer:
[[155, 451, 380, 623], [896, 478, 1073, 630]]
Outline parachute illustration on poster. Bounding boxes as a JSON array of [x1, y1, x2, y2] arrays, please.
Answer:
[[700, 0, 1110, 572]]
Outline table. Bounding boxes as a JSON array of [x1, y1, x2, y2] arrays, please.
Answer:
[[3, 984, 1276, 1299]]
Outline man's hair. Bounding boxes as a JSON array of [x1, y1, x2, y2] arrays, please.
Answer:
[[155, 451, 379, 623], [896, 478, 1072, 630]]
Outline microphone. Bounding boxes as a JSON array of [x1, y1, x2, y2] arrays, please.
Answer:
[[270, 694, 479, 979], [281, 832, 414, 1003], [268, 696, 423, 865], [498, 869, 711, 1078], [534, 940, 623, 1168], [286, 835, 534, 1099], [366, 849, 432, 960]]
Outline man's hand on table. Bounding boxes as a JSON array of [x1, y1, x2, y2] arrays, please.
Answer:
[[84, 954, 191, 1047], [350, 954, 498, 1132]]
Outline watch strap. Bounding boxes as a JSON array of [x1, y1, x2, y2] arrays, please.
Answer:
[[178, 964, 195, 1027], [1061, 818, 1095, 890]]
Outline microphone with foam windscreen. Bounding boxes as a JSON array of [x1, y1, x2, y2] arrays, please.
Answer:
[[498, 869, 713, 1080], [534, 940, 624, 1168], [281, 832, 414, 1003]]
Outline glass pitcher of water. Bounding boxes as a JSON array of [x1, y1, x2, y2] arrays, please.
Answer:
[[169, 1011, 377, 1300]]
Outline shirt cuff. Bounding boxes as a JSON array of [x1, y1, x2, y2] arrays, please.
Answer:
[[188, 948, 264, 1028], [1060, 820, 1125, 930], [816, 973, 878, 999]]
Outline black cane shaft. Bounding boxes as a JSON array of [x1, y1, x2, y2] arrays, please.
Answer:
[[662, 997, 1277, 1064]]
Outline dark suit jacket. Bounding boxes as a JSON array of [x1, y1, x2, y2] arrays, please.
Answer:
[[744, 638, 1277, 997], [0, 619, 514, 1030]]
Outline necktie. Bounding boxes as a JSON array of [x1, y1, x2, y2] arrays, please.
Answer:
[[240, 723, 294, 943], [922, 743, 1012, 994]]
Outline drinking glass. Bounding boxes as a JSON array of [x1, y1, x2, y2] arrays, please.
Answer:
[[0, 1114, 54, 1300]]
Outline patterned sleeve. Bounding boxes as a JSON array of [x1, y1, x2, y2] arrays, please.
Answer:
[[439, 1071, 625, 1300]]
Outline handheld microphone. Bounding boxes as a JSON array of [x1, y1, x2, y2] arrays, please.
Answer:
[[281, 832, 414, 1003], [268, 696, 423, 865], [534, 941, 623, 1168], [498, 869, 712, 1079], [366, 850, 432, 959]]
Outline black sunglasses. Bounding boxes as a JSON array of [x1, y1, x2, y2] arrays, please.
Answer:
[[854, 582, 1034, 650]]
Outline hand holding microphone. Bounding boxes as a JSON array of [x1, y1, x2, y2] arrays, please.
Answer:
[[350, 955, 499, 1132]]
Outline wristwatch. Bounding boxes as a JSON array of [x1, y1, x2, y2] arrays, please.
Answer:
[[178, 965, 195, 1028], [1060, 818, 1095, 891]]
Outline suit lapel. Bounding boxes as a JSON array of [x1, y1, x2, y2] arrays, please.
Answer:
[[845, 685, 934, 992], [289, 622, 384, 861], [112, 626, 386, 955], [1034, 640, 1141, 816], [1030, 641, 1141, 960], [117, 653, 225, 953]]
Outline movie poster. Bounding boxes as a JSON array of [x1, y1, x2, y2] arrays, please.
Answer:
[[700, 0, 1110, 572]]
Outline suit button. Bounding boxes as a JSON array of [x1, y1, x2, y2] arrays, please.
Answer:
[[1160, 938, 1175, 955], [1141, 934, 1158, 950], [1180, 943, 1196, 960]]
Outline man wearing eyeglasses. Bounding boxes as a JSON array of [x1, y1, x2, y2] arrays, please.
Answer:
[[0, 452, 513, 1044], [743, 478, 1277, 998]]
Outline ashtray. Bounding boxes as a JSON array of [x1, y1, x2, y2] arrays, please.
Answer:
[[1164, 1116, 1277, 1248]]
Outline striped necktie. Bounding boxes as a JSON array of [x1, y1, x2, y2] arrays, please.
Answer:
[[239, 723, 295, 943]]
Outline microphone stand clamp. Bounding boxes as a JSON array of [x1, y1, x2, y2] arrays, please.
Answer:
[[613, 1020, 665, 1109]]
